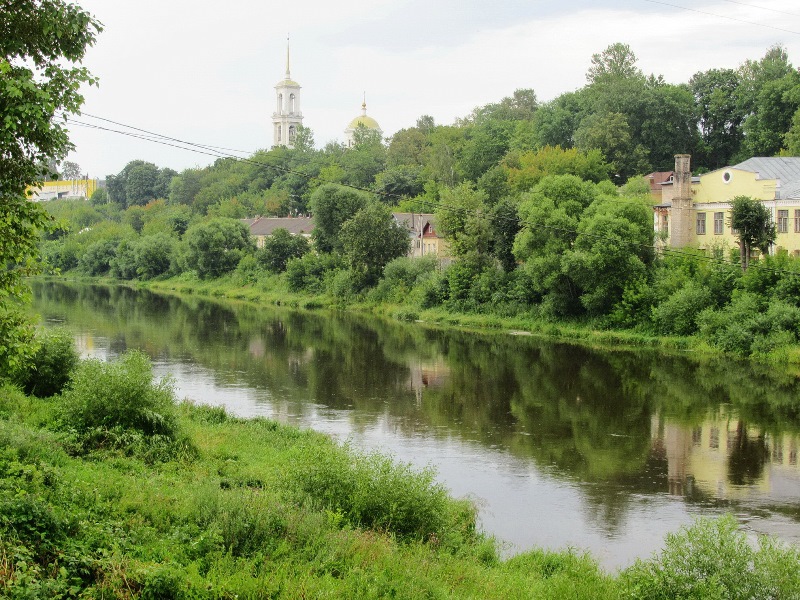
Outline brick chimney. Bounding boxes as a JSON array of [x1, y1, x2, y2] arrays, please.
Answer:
[[670, 154, 694, 248]]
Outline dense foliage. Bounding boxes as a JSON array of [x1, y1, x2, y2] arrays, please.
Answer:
[[0, 0, 100, 373]]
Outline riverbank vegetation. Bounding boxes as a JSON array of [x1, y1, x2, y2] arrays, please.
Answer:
[[2, 332, 800, 598], [36, 42, 800, 363]]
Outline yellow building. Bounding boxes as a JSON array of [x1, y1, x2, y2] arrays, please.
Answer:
[[29, 178, 99, 201], [655, 156, 800, 256]]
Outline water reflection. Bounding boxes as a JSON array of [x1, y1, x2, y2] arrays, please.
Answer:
[[30, 281, 800, 567]]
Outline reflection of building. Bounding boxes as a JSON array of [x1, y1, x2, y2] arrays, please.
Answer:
[[655, 411, 800, 502], [407, 359, 449, 405]]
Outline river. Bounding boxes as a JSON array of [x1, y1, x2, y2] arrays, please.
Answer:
[[30, 281, 800, 570]]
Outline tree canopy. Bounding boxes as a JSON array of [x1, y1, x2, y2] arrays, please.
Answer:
[[0, 0, 101, 372], [729, 195, 777, 272]]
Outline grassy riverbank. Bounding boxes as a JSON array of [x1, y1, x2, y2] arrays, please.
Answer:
[[120, 271, 800, 365], [4, 353, 800, 599]]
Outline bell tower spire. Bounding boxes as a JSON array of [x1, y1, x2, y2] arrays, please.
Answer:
[[272, 36, 303, 148], [285, 34, 291, 78]]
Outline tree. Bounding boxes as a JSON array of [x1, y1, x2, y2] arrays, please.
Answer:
[[309, 184, 370, 253], [183, 218, 255, 278], [690, 68, 744, 169], [729, 196, 776, 272], [259, 228, 310, 273], [339, 203, 410, 286], [504, 145, 611, 192], [60, 160, 82, 179], [125, 161, 159, 206], [586, 43, 643, 84], [0, 0, 101, 372], [435, 184, 491, 259], [374, 165, 425, 201], [340, 127, 386, 188], [574, 112, 649, 180]]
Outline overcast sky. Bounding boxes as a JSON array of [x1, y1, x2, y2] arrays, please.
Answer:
[[64, 0, 800, 178]]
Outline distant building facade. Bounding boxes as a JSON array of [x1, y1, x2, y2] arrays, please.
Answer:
[[392, 213, 448, 259], [29, 178, 99, 201], [244, 216, 314, 248], [655, 155, 800, 256]]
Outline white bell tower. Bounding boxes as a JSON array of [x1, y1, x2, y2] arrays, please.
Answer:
[[272, 38, 303, 148]]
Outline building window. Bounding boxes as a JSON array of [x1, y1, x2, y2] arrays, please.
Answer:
[[662, 214, 668, 236], [288, 125, 296, 140], [696, 212, 706, 235], [277, 93, 283, 113], [289, 93, 295, 113], [709, 427, 719, 450], [778, 209, 789, 233], [795, 209, 800, 233], [276, 125, 281, 141], [714, 212, 724, 235]]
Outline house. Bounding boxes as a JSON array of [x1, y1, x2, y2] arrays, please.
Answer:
[[245, 216, 314, 248], [392, 213, 449, 259], [654, 155, 800, 256], [645, 170, 674, 203]]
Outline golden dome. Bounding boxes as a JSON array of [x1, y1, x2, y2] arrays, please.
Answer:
[[347, 115, 381, 130]]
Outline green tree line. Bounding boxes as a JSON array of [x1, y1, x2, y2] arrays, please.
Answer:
[[35, 41, 800, 361]]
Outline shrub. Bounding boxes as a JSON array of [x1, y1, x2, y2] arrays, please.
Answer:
[[285, 252, 342, 293], [110, 239, 138, 279], [12, 328, 79, 397], [183, 218, 255, 279], [258, 228, 310, 273], [78, 240, 117, 276], [134, 233, 175, 279], [59, 350, 178, 440], [289, 444, 477, 545], [371, 255, 437, 303], [697, 294, 800, 357], [652, 282, 713, 336], [620, 515, 800, 599]]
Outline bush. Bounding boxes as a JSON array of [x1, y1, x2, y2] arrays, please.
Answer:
[[620, 515, 800, 599], [652, 282, 713, 336], [110, 239, 139, 279], [183, 218, 255, 279], [285, 252, 342, 293], [78, 240, 117, 276], [289, 444, 477, 545], [134, 233, 175, 279], [12, 328, 79, 397], [258, 228, 310, 273], [370, 255, 438, 303], [697, 294, 800, 357], [59, 350, 178, 440]]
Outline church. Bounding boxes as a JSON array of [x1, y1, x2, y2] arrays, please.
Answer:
[[271, 43, 382, 149]]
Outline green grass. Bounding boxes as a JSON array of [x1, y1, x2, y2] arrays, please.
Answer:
[[2, 366, 800, 598]]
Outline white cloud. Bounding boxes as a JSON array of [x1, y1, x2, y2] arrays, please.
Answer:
[[66, 0, 800, 177]]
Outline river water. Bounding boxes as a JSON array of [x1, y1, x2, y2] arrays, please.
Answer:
[[30, 281, 800, 570]]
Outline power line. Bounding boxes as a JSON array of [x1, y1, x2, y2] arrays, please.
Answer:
[[64, 112, 800, 280], [640, 0, 800, 35], [717, 0, 800, 18]]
